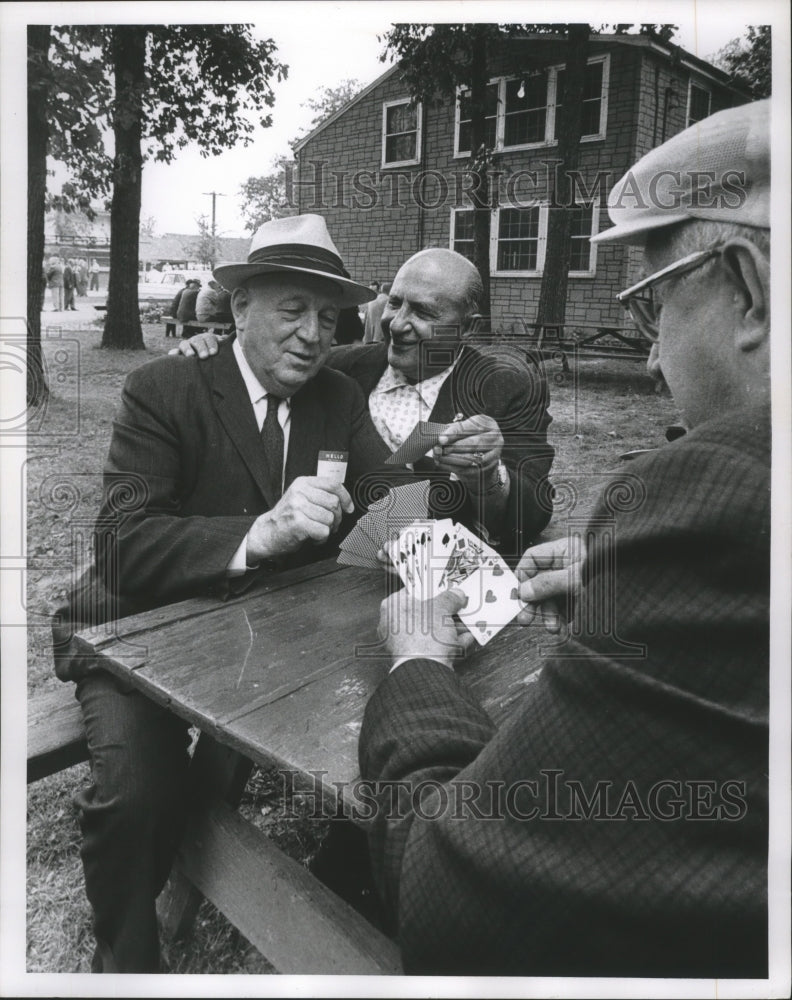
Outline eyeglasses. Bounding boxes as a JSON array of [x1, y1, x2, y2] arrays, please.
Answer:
[[616, 246, 722, 342]]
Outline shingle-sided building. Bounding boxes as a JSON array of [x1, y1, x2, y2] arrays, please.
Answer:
[[293, 32, 751, 330]]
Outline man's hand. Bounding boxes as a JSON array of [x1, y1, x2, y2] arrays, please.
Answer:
[[514, 535, 585, 634], [378, 587, 473, 668], [433, 414, 505, 492], [246, 477, 354, 562], [168, 332, 225, 358]]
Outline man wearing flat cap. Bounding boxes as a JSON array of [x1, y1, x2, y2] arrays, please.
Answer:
[[53, 214, 391, 973], [359, 100, 773, 977]]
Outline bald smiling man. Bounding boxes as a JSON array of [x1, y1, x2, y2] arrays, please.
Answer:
[[180, 247, 556, 560]]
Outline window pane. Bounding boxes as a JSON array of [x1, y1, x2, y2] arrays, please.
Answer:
[[568, 205, 593, 271], [688, 85, 711, 125], [386, 103, 417, 134], [506, 75, 545, 110], [583, 62, 603, 101], [498, 241, 537, 271], [568, 206, 591, 239], [504, 107, 546, 146], [386, 132, 416, 163], [500, 208, 539, 239], [453, 211, 475, 262], [581, 101, 601, 136], [497, 208, 540, 271], [569, 241, 590, 272], [457, 83, 499, 152], [557, 62, 604, 137], [503, 74, 548, 147]]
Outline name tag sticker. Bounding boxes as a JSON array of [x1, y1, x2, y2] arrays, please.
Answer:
[[317, 450, 348, 484]]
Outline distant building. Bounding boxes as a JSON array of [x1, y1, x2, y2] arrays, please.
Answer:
[[44, 208, 112, 265], [139, 234, 250, 272], [43, 208, 250, 277], [293, 31, 751, 330]]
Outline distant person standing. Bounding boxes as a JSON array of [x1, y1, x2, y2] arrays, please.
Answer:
[[89, 258, 101, 291], [76, 258, 89, 298], [46, 256, 64, 311], [363, 281, 390, 344], [63, 259, 78, 311]]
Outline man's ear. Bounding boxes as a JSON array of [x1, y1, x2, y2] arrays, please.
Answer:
[[720, 238, 770, 353], [230, 286, 249, 329]]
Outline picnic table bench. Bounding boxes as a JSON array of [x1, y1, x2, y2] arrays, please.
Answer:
[[508, 322, 650, 372], [31, 556, 549, 974], [161, 316, 235, 334]]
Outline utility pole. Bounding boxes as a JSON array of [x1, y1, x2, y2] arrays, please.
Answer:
[[202, 190, 226, 268]]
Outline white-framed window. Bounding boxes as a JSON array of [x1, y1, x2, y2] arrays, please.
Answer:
[[502, 72, 551, 148], [450, 207, 476, 262], [452, 204, 599, 277], [382, 98, 422, 167], [686, 81, 712, 126], [553, 56, 609, 141], [452, 55, 610, 154], [567, 202, 600, 276], [492, 206, 546, 276], [454, 82, 500, 156]]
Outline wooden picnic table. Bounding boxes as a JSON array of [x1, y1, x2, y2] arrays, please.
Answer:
[[72, 555, 548, 973]]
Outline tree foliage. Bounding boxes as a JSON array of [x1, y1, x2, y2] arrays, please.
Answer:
[[32, 24, 287, 354], [710, 25, 771, 98], [195, 213, 224, 267], [238, 155, 298, 232], [298, 78, 363, 137], [238, 82, 363, 233]]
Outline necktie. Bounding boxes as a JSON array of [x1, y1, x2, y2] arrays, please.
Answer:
[[261, 395, 284, 500]]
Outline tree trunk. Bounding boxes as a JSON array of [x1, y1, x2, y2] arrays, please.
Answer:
[[468, 26, 491, 324], [27, 25, 51, 406], [102, 26, 146, 349], [535, 23, 590, 328]]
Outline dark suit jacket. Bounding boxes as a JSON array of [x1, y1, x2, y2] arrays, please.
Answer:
[[328, 341, 554, 558], [54, 339, 389, 678], [359, 404, 770, 977]]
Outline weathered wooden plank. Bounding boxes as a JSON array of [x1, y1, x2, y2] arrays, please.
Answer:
[[174, 799, 401, 975], [87, 567, 386, 743], [77, 558, 345, 660], [79, 558, 549, 802], [226, 618, 547, 813], [27, 686, 88, 783]]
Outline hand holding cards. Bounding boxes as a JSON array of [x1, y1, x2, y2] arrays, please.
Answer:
[[338, 482, 523, 646], [387, 520, 523, 646]]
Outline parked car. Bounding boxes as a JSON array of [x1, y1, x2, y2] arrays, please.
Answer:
[[138, 270, 215, 307]]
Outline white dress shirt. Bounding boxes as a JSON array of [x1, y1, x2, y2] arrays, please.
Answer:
[[227, 339, 291, 575], [369, 361, 456, 454]]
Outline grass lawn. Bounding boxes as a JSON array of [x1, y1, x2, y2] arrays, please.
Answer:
[[25, 321, 679, 973]]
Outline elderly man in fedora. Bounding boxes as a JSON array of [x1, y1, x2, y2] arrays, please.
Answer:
[[178, 245, 556, 561], [54, 214, 390, 973], [360, 100, 772, 977]]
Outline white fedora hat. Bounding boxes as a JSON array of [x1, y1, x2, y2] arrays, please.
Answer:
[[213, 214, 375, 307]]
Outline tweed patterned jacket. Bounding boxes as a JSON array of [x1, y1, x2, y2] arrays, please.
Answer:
[[359, 403, 770, 977]]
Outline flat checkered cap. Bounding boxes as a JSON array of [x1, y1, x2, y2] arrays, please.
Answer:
[[592, 99, 770, 245]]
